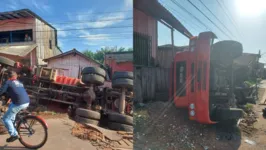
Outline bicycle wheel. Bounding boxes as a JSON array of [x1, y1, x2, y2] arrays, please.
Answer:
[[17, 116, 48, 149]]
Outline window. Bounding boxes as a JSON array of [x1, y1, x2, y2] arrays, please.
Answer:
[[191, 63, 195, 92], [11, 29, 32, 42], [49, 40, 52, 49], [176, 61, 186, 97], [203, 62, 207, 90], [197, 61, 202, 90], [0, 29, 32, 44], [0, 31, 9, 44]]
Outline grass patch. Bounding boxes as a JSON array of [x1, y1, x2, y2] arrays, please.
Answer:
[[244, 103, 254, 113]]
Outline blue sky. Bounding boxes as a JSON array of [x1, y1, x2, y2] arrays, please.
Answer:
[[157, 0, 266, 62], [0, 0, 133, 52], [1, 0, 266, 63]]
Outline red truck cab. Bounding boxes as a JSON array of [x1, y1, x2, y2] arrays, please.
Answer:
[[169, 32, 243, 125]]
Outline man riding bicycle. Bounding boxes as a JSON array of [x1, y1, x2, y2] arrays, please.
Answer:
[[0, 70, 30, 142]]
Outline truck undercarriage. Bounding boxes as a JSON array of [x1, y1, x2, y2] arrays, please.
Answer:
[[0, 56, 134, 131]]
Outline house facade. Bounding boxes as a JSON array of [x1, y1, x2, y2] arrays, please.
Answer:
[[44, 49, 101, 78], [0, 9, 62, 67]]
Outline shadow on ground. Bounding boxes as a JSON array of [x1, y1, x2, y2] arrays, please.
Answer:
[[0, 145, 36, 150]]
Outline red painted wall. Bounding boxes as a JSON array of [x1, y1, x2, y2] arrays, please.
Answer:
[[106, 59, 133, 74]]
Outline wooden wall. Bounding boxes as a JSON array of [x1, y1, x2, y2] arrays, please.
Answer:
[[47, 54, 100, 78], [35, 18, 58, 65], [133, 8, 157, 59], [134, 67, 170, 102]]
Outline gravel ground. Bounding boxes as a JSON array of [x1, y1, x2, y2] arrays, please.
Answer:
[[133, 101, 250, 150]]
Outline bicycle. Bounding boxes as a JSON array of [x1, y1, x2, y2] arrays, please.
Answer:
[[0, 106, 48, 149]]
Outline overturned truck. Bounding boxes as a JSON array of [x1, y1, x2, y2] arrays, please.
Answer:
[[0, 57, 134, 131], [169, 32, 247, 125]]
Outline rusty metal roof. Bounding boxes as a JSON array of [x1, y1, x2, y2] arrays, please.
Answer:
[[43, 49, 102, 66], [0, 9, 56, 30], [134, 0, 192, 38], [105, 51, 133, 63], [0, 43, 37, 57]]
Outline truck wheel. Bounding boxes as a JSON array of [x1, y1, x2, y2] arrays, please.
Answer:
[[81, 74, 105, 85], [0, 56, 15, 67], [75, 108, 101, 120], [108, 113, 133, 125], [81, 67, 106, 77], [75, 115, 99, 125], [112, 78, 133, 89], [108, 122, 133, 132], [112, 72, 134, 80]]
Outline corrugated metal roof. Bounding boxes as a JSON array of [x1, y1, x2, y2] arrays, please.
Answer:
[[0, 43, 37, 57], [0, 9, 56, 30], [234, 53, 259, 66], [134, 0, 192, 38], [43, 49, 102, 66]]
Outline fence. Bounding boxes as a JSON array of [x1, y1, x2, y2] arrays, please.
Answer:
[[134, 66, 170, 103]]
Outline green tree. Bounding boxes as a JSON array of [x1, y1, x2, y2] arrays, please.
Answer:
[[83, 50, 94, 59], [82, 47, 133, 64]]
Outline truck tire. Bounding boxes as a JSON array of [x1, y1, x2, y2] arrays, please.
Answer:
[[108, 113, 133, 125], [0, 56, 15, 67], [112, 78, 133, 89], [81, 74, 105, 85], [213, 108, 244, 121], [76, 108, 101, 120], [75, 115, 99, 125], [108, 122, 133, 132], [81, 67, 106, 77], [112, 72, 134, 80]]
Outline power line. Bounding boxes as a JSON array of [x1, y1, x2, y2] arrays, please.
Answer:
[[6, 32, 133, 40], [164, 3, 205, 32], [186, 0, 232, 39], [170, 0, 211, 31], [0, 17, 133, 27], [215, 0, 243, 40], [40, 10, 132, 19], [197, 0, 237, 39], [0, 25, 132, 34]]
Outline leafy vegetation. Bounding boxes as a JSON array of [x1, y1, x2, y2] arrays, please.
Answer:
[[83, 47, 133, 63]]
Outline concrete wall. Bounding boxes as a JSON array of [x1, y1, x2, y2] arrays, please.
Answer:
[[134, 8, 157, 59], [47, 54, 100, 78]]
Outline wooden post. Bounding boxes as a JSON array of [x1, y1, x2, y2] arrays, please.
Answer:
[[119, 88, 126, 114], [171, 28, 174, 59]]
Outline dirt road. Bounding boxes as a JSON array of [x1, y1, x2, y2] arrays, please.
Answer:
[[0, 118, 97, 150], [134, 81, 266, 150]]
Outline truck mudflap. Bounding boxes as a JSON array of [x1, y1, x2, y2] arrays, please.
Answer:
[[210, 108, 244, 122]]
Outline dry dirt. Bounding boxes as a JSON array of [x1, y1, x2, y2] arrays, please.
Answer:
[[72, 123, 133, 150], [134, 101, 266, 150]]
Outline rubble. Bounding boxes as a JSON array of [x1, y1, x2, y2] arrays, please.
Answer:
[[238, 104, 258, 136], [72, 123, 133, 150], [134, 101, 244, 150]]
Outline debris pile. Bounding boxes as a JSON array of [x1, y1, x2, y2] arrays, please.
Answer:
[[238, 104, 258, 136], [72, 123, 133, 150]]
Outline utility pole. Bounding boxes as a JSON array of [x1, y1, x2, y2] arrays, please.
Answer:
[[255, 50, 261, 100]]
